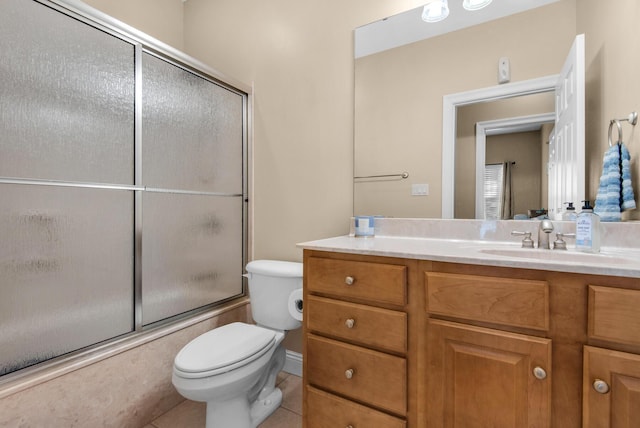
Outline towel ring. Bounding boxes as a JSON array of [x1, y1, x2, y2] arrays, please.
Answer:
[[608, 120, 623, 146], [608, 112, 638, 146]]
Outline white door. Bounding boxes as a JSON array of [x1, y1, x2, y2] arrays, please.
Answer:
[[548, 34, 585, 219]]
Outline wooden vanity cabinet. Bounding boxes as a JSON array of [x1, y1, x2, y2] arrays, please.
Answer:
[[302, 249, 640, 427], [583, 286, 640, 427]]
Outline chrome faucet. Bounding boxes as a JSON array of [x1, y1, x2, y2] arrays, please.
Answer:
[[537, 219, 554, 249]]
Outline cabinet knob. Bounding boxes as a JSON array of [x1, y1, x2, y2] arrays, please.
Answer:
[[345, 368, 354, 379], [533, 366, 547, 380], [345, 276, 355, 285], [593, 379, 610, 394], [346, 426, 354, 428], [345, 318, 355, 329]]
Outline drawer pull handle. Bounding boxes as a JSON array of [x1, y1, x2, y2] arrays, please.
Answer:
[[593, 379, 610, 394], [533, 366, 547, 380], [345, 318, 355, 329], [345, 276, 355, 285], [345, 368, 354, 379]]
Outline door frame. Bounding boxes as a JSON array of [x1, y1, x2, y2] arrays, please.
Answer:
[[441, 74, 559, 218], [475, 112, 556, 219]]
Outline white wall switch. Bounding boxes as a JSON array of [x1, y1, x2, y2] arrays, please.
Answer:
[[411, 183, 429, 196], [498, 57, 510, 84]]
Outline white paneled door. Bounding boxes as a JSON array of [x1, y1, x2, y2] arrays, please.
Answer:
[[548, 34, 585, 219]]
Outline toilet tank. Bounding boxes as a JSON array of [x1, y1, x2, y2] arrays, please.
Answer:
[[245, 260, 303, 331]]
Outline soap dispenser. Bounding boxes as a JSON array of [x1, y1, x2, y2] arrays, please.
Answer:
[[575, 200, 600, 253], [562, 202, 577, 221]]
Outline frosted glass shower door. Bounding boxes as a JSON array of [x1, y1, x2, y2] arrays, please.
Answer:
[[0, 0, 135, 375], [0, 0, 135, 184], [141, 53, 245, 325], [0, 185, 134, 376]]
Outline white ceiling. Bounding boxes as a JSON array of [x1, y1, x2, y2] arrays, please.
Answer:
[[355, 0, 561, 58]]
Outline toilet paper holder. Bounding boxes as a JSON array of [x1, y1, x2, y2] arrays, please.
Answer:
[[288, 289, 304, 321]]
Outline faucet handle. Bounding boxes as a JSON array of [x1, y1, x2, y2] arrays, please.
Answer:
[[511, 231, 534, 248], [553, 232, 576, 250]]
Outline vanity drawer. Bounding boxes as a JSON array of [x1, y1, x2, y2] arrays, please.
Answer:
[[306, 257, 407, 306], [306, 386, 406, 428], [306, 334, 407, 416], [426, 272, 549, 331], [588, 285, 640, 346], [306, 295, 407, 354]]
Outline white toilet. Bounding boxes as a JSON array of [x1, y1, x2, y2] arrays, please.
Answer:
[[172, 260, 303, 428]]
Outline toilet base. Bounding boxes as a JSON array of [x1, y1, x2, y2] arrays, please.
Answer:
[[205, 387, 282, 428], [250, 387, 283, 427]]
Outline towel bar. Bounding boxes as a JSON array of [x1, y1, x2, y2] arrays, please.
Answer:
[[354, 172, 409, 180]]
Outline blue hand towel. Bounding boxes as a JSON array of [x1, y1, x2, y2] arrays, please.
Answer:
[[620, 143, 636, 211], [594, 142, 636, 221]]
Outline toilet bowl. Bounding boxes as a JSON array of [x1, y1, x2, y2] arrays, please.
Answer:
[[172, 260, 303, 428]]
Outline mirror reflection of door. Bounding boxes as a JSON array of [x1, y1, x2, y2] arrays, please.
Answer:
[[455, 93, 555, 219]]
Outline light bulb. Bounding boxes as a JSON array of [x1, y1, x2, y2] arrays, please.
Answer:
[[463, 0, 492, 11], [422, 0, 449, 23]]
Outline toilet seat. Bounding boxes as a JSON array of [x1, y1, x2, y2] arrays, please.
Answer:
[[174, 322, 276, 379]]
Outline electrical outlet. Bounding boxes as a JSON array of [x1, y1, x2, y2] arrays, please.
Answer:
[[411, 184, 429, 196]]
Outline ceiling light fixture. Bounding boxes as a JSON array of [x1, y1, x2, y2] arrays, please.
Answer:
[[421, 0, 449, 23], [422, 0, 492, 24], [462, 0, 493, 11]]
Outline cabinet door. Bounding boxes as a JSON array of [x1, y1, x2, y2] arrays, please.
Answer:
[[427, 319, 552, 428], [583, 346, 640, 427]]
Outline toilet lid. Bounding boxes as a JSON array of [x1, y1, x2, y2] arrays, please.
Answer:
[[174, 322, 276, 373], [246, 260, 303, 277]]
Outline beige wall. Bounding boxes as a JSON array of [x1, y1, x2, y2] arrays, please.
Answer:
[[578, 0, 640, 220], [355, 0, 577, 218], [486, 131, 543, 217]]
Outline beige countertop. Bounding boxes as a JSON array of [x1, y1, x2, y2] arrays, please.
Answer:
[[297, 219, 640, 278]]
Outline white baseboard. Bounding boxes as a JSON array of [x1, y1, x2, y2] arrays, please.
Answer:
[[282, 350, 302, 377]]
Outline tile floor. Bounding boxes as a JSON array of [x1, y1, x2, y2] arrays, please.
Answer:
[[145, 372, 302, 428]]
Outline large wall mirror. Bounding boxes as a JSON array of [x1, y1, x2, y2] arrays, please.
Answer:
[[354, 0, 640, 220]]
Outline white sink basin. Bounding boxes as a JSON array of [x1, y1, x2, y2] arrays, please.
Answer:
[[479, 248, 636, 266]]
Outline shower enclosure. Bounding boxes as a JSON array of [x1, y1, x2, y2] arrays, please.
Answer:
[[0, 0, 249, 377]]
